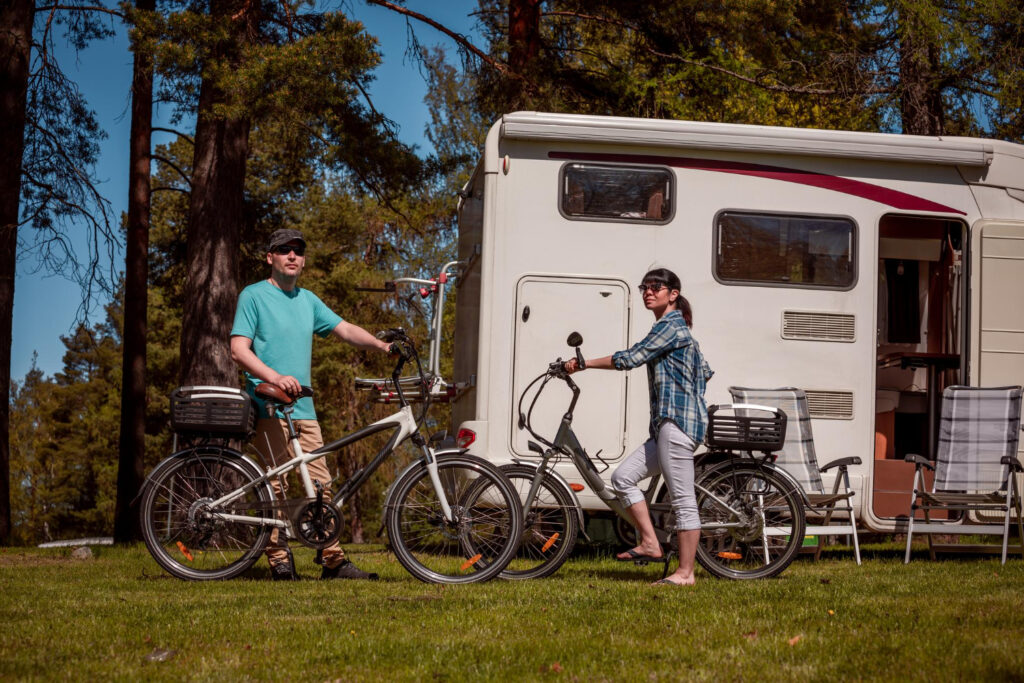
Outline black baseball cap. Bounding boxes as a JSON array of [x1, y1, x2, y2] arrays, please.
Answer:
[[267, 228, 306, 252]]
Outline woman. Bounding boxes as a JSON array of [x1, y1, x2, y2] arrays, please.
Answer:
[[565, 268, 713, 586]]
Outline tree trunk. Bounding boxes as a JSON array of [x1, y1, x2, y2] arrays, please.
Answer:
[[898, 7, 944, 136], [179, 0, 253, 387], [114, 0, 155, 544], [0, 0, 35, 545], [507, 0, 541, 109]]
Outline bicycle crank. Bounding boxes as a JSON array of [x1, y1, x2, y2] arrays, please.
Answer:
[[293, 499, 344, 549]]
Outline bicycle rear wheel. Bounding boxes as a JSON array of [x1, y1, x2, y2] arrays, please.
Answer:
[[140, 448, 273, 581], [386, 455, 522, 584], [694, 462, 805, 580], [498, 465, 579, 580]]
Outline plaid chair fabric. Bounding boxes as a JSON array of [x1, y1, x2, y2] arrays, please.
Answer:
[[729, 386, 862, 564], [904, 385, 1024, 565], [934, 386, 1022, 492], [728, 387, 824, 492]]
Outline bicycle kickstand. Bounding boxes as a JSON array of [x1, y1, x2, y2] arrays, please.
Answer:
[[313, 481, 325, 567], [660, 550, 676, 580]]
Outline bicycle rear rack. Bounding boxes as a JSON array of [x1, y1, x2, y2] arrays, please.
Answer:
[[353, 374, 470, 404]]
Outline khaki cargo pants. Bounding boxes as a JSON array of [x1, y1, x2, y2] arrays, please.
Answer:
[[254, 418, 345, 570]]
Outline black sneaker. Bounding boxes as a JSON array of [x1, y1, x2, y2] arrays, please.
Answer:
[[270, 549, 300, 581], [320, 560, 379, 580]]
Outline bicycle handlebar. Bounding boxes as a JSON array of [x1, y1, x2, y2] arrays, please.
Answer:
[[373, 328, 433, 424]]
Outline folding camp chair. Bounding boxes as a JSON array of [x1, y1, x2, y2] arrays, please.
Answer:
[[729, 387, 862, 564], [903, 385, 1024, 565]]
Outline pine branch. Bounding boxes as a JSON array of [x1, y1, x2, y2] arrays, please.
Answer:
[[33, 4, 125, 19], [150, 186, 191, 196], [645, 46, 890, 96], [152, 154, 193, 187], [365, 0, 509, 76], [546, 9, 890, 98], [152, 127, 195, 145]]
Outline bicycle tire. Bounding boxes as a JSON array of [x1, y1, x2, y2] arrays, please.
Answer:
[[694, 462, 805, 580], [497, 465, 579, 580], [385, 454, 523, 584], [140, 448, 273, 581]]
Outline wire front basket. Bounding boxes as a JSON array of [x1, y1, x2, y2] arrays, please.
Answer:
[[705, 404, 787, 453]]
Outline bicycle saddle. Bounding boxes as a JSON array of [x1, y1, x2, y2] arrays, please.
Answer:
[[255, 382, 314, 406]]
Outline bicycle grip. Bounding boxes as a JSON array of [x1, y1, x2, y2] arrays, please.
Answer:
[[575, 346, 586, 370]]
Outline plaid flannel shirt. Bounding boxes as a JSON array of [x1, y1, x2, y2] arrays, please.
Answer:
[[612, 310, 714, 443]]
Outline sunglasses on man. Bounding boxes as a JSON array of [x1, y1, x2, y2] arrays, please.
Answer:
[[272, 244, 305, 256]]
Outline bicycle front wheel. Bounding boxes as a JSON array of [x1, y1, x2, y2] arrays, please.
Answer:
[[498, 465, 579, 580], [695, 462, 805, 580], [386, 455, 523, 584], [140, 449, 273, 581]]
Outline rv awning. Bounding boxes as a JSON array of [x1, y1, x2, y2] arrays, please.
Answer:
[[500, 112, 994, 167]]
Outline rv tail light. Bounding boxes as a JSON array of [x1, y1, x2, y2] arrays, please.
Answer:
[[456, 428, 476, 448], [569, 483, 585, 492]]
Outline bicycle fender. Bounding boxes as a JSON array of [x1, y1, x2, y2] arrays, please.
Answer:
[[698, 457, 811, 506], [506, 460, 588, 537], [137, 446, 275, 505]]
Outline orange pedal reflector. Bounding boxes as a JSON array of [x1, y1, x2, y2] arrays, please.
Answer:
[[460, 554, 482, 571], [176, 541, 194, 562], [717, 551, 742, 560], [541, 532, 560, 552]]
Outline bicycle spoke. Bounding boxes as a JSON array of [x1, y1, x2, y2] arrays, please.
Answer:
[[141, 452, 271, 580], [387, 457, 522, 583]]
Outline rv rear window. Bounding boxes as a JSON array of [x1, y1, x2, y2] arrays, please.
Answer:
[[715, 212, 856, 289], [561, 164, 673, 223]]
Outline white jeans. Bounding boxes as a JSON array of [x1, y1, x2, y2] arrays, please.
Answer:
[[611, 421, 700, 531]]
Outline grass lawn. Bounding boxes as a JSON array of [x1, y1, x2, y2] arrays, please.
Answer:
[[1, 541, 1023, 681]]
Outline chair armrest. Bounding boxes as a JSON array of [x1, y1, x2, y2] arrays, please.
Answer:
[[819, 456, 862, 472], [904, 453, 934, 470], [1000, 455, 1023, 473]]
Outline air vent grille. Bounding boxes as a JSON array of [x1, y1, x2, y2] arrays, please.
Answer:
[[805, 390, 854, 419], [782, 311, 855, 342]]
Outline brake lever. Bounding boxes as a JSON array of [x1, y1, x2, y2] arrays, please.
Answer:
[[548, 357, 568, 376]]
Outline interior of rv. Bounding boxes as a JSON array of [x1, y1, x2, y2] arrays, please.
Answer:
[[873, 214, 967, 518]]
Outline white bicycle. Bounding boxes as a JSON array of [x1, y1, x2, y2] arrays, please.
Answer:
[[139, 328, 523, 584]]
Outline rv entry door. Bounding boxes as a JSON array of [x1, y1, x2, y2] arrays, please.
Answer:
[[969, 221, 1024, 406], [511, 276, 630, 460]]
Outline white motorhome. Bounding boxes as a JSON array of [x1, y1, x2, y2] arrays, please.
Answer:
[[450, 111, 1024, 534]]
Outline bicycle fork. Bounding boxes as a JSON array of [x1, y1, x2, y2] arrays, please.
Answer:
[[418, 439, 454, 522]]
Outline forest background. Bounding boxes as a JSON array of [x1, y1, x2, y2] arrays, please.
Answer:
[[2, 0, 1022, 547]]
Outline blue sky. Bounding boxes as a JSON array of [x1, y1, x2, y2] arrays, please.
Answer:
[[12, 0, 480, 381]]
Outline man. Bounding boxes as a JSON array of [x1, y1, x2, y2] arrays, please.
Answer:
[[230, 228, 391, 580]]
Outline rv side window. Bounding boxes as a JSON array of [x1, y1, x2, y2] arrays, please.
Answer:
[[561, 164, 673, 223], [715, 212, 856, 289]]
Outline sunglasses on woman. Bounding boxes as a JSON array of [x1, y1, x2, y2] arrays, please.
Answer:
[[272, 244, 305, 256], [637, 282, 666, 294]]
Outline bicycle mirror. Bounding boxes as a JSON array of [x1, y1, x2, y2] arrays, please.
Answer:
[[566, 332, 583, 347]]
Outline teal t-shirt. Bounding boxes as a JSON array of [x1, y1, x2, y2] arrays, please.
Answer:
[[230, 280, 343, 420]]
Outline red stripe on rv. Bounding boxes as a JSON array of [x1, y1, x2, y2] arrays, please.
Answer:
[[548, 151, 966, 215]]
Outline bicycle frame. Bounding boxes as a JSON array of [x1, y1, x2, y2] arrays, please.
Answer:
[[520, 370, 785, 546], [203, 333, 456, 532]]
